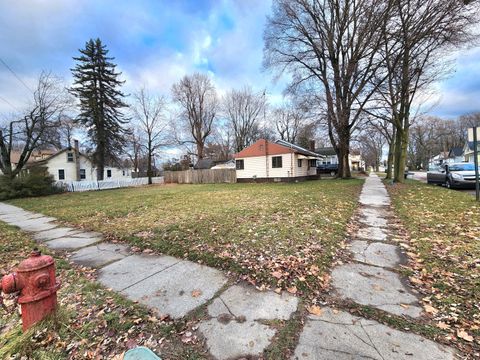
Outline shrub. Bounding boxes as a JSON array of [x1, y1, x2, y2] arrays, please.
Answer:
[[0, 166, 62, 200]]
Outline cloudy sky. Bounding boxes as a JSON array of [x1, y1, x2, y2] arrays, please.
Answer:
[[0, 0, 478, 119]]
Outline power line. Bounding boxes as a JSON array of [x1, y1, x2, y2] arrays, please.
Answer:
[[0, 57, 33, 94], [0, 95, 19, 112]]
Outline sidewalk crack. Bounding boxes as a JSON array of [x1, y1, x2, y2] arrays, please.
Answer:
[[119, 260, 182, 292]]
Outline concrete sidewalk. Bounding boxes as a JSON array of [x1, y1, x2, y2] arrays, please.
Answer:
[[0, 202, 298, 359], [293, 174, 456, 360]]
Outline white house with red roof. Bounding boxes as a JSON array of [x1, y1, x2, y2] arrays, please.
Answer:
[[234, 139, 323, 182]]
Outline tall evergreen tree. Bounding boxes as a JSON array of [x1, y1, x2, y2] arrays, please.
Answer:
[[70, 38, 129, 180]]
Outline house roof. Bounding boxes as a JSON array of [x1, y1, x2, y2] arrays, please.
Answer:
[[448, 147, 463, 157], [315, 147, 337, 156], [234, 139, 323, 159], [194, 159, 215, 169], [10, 149, 56, 165], [275, 139, 323, 158]]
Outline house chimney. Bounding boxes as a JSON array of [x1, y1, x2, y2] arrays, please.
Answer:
[[74, 139, 81, 181], [309, 140, 316, 152]]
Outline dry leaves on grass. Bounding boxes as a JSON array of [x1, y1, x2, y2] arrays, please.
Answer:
[[388, 183, 480, 349]]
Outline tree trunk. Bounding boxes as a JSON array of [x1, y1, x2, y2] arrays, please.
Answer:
[[336, 134, 352, 179], [197, 142, 204, 160], [147, 148, 153, 185], [386, 127, 396, 180], [393, 128, 408, 183], [96, 149, 105, 181]]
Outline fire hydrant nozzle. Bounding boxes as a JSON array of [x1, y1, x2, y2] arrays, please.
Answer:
[[1, 250, 61, 331]]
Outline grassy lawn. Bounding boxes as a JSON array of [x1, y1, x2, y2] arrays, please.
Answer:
[[388, 181, 480, 346], [10, 179, 363, 296], [0, 223, 205, 359]]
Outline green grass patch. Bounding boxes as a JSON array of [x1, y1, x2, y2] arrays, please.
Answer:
[[10, 180, 363, 295]]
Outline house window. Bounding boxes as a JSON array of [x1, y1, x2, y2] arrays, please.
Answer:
[[308, 159, 317, 168], [122, 170, 125, 176], [58, 169, 65, 180], [106, 169, 112, 178], [236, 159, 244, 170], [80, 169, 86, 180], [272, 156, 282, 168], [298, 159, 302, 167], [67, 152, 74, 162]]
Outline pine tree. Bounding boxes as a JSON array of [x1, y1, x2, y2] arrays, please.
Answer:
[[70, 38, 129, 180]]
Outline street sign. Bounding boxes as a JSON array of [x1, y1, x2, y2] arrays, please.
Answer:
[[467, 127, 480, 142], [468, 127, 480, 201]]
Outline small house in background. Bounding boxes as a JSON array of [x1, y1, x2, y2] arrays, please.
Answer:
[[447, 147, 465, 163], [29, 140, 131, 182], [315, 147, 365, 172], [211, 160, 235, 170], [234, 139, 323, 182], [463, 141, 480, 163]]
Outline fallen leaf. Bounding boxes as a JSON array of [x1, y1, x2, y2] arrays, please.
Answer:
[[436, 322, 449, 330], [424, 304, 438, 315], [191, 289, 202, 298], [287, 286, 297, 294], [307, 305, 323, 316], [457, 330, 473, 342], [271, 271, 283, 279]]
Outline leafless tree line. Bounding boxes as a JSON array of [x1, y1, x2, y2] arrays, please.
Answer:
[[264, 0, 479, 181]]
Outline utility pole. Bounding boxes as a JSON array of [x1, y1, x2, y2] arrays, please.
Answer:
[[263, 90, 269, 179], [473, 126, 479, 201]]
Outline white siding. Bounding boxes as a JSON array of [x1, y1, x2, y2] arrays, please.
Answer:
[[46, 152, 94, 182], [236, 153, 317, 179], [45, 152, 130, 181]]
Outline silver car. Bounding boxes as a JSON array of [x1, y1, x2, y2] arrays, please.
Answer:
[[427, 163, 478, 189]]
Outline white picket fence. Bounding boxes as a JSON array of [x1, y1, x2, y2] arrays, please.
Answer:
[[56, 177, 164, 192]]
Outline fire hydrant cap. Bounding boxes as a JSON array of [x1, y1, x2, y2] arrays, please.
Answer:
[[17, 250, 54, 273], [1, 273, 17, 294]]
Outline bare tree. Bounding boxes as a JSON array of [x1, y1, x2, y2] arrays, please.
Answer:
[[172, 73, 217, 160], [131, 88, 168, 184], [0, 72, 69, 179], [223, 86, 265, 153], [358, 126, 387, 172], [264, 0, 392, 178], [372, 0, 477, 182], [125, 128, 144, 175], [274, 101, 308, 144]]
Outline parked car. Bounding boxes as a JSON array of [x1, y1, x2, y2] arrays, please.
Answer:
[[427, 163, 478, 189], [317, 163, 338, 175]]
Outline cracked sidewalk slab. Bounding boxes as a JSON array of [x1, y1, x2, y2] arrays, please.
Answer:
[[293, 307, 456, 360], [44, 235, 103, 250], [359, 194, 390, 207], [207, 284, 298, 321], [70, 242, 130, 268], [356, 226, 388, 242], [358, 214, 388, 228], [199, 284, 297, 360], [358, 207, 392, 219], [331, 263, 422, 318], [350, 240, 401, 268], [121, 260, 227, 319], [199, 319, 276, 360], [98, 254, 180, 291], [34, 227, 83, 242]]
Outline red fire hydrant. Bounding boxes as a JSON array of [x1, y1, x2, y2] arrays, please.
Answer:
[[1, 249, 61, 331]]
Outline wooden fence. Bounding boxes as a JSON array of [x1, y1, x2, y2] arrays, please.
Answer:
[[164, 169, 236, 184]]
